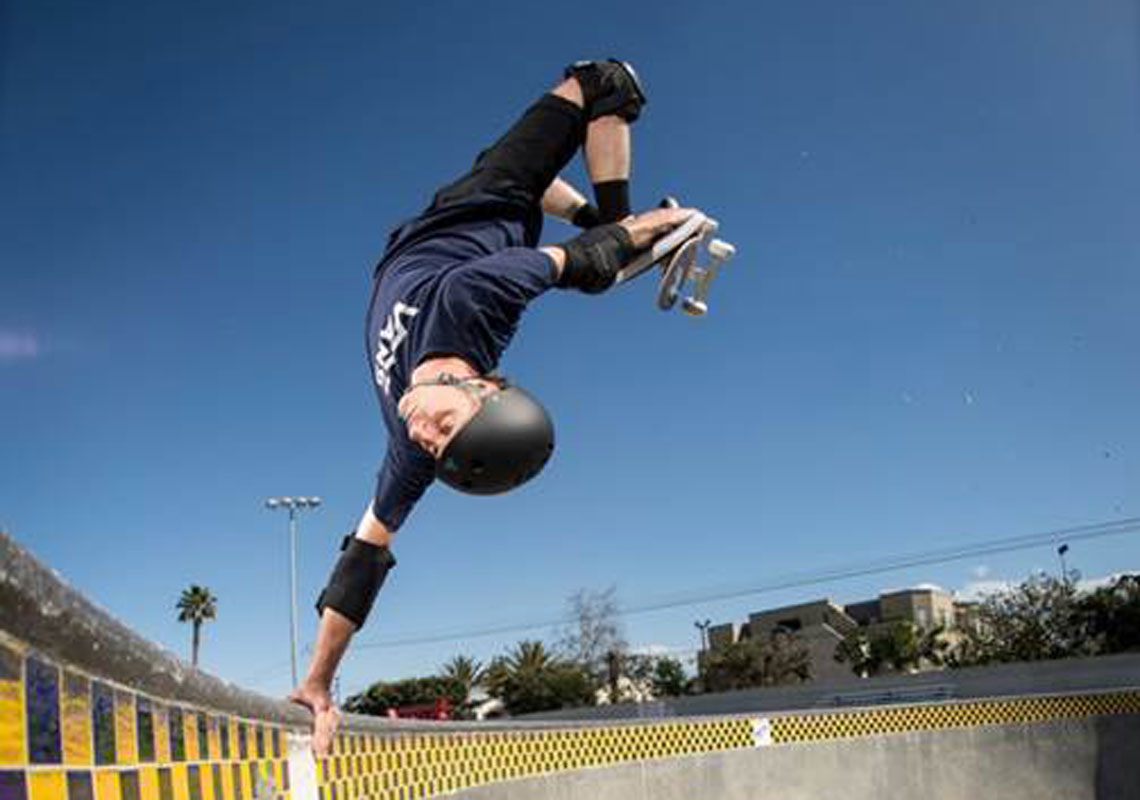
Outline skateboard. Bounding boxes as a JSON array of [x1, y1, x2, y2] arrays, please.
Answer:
[[612, 210, 737, 316]]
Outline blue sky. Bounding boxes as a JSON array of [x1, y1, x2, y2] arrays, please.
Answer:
[[2, 0, 1138, 701]]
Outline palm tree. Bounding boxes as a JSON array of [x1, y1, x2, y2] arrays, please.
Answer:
[[483, 641, 593, 715], [176, 585, 217, 667], [483, 641, 552, 697], [440, 655, 484, 703], [507, 640, 555, 674]]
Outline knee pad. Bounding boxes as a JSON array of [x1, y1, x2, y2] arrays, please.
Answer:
[[556, 222, 640, 294], [564, 59, 647, 123], [315, 534, 396, 629]]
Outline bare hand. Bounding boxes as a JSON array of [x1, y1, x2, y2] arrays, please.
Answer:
[[618, 207, 698, 249], [289, 682, 342, 756]]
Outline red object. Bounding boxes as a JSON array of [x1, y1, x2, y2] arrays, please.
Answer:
[[389, 698, 452, 720]]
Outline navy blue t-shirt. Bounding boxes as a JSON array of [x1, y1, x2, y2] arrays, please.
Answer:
[[365, 194, 556, 531]]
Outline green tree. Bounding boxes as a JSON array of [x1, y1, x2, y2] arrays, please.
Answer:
[[343, 676, 466, 716], [835, 622, 949, 677], [176, 585, 217, 668], [440, 654, 485, 703], [948, 573, 1094, 667], [624, 654, 690, 698], [834, 630, 875, 678], [703, 631, 810, 692], [651, 657, 690, 697], [483, 640, 594, 715], [1074, 574, 1140, 654]]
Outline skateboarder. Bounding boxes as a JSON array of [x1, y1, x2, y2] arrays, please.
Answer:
[[288, 60, 695, 752]]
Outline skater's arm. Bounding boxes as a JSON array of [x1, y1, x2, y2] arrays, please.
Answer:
[[356, 504, 394, 546], [542, 206, 698, 284], [290, 504, 395, 754], [541, 177, 594, 223]]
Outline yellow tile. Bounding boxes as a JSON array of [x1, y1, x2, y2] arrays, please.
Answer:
[[94, 771, 120, 800], [0, 644, 27, 766], [237, 765, 251, 800], [116, 692, 138, 765], [154, 707, 171, 764], [61, 672, 93, 766], [200, 766, 216, 800], [207, 718, 220, 762], [227, 721, 239, 762], [28, 771, 67, 800], [184, 714, 198, 763], [170, 765, 188, 800], [219, 764, 233, 800], [139, 767, 160, 800]]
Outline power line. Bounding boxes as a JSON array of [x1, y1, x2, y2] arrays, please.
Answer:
[[342, 516, 1140, 652]]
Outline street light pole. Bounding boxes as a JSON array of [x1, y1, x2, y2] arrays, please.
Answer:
[[694, 619, 711, 682], [266, 496, 322, 687]]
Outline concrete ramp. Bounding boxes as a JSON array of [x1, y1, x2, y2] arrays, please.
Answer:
[[1, 530, 1138, 800], [455, 716, 1139, 799]]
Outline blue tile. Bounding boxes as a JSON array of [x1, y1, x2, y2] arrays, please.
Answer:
[[91, 682, 116, 766], [219, 719, 230, 760], [0, 773, 27, 800], [168, 709, 185, 762], [229, 765, 243, 800], [196, 717, 208, 762], [119, 772, 140, 800], [66, 772, 93, 800], [186, 768, 201, 800], [136, 699, 155, 763], [25, 656, 62, 764]]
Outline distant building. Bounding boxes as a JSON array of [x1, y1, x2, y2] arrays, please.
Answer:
[[746, 600, 860, 683], [703, 587, 978, 683]]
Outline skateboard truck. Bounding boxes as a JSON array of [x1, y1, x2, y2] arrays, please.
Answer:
[[612, 210, 737, 316], [677, 238, 737, 316]]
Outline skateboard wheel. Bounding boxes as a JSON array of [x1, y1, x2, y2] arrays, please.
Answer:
[[682, 297, 708, 316], [657, 236, 700, 311], [708, 239, 736, 259]]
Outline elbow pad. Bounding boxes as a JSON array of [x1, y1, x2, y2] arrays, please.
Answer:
[[555, 223, 639, 294], [315, 534, 396, 629]]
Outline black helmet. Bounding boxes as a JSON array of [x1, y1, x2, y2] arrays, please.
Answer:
[[436, 385, 555, 495]]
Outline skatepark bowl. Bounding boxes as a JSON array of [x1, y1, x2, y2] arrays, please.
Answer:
[[2, 530, 1138, 800]]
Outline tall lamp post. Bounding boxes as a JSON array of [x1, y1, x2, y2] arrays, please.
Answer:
[[266, 496, 322, 687], [694, 619, 712, 682]]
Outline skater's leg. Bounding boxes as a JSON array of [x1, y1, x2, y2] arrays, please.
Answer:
[[585, 116, 632, 222], [432, 61, 642, 221], [431, 76, 588, 212], [538, 112, 630, 227], [562, 60, 646, 222]]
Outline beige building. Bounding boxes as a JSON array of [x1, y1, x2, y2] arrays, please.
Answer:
[[747, 600, 861, 683], [706, 586, 978, 683]]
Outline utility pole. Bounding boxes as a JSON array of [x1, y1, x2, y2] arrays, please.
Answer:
[[694, 619, 712, 682]]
